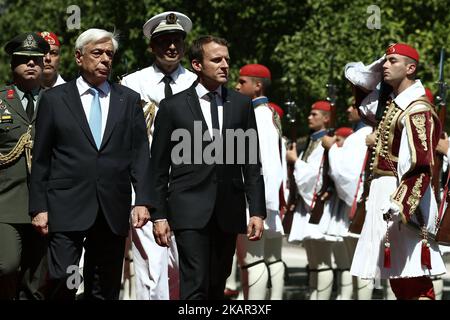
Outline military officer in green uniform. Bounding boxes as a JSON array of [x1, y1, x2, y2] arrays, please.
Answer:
[[0, 32, 49, 299]]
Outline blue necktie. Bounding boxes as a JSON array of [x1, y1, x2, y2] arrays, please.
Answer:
[[88, 87, 102, 149]]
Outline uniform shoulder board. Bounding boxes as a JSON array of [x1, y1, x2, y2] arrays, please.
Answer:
[[0, 84, 13, 94], [117, 68, 142, 83]]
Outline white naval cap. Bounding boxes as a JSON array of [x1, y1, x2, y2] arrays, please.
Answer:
[[143, 11, 192, 40], [344, 55, 386, 91]]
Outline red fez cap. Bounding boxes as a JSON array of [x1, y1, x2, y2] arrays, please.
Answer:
[[311, 100, 331, 112], [268, 102, 284, 119], [385, 43, 419, 62], [335, 127, 353, 138], [424, 88, 434, 104], [239, 64, 271, 79], [38, 31, 60, 47]]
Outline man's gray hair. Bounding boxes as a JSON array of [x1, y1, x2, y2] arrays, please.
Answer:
[[75, 28, 119, 54]]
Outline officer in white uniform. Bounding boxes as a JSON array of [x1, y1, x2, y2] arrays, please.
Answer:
[[121, 11, 197, 300]]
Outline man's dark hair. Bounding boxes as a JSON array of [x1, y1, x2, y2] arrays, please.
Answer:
[[188, 35, 228, 63], [256, 77, 271, 92]]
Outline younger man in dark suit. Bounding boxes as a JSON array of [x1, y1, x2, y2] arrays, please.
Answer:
[[150, 35, 266, 299]]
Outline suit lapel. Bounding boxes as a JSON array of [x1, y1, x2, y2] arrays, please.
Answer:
[[62, 80, 97, 149], [186, 85, 211, 141], [3, 86, 29, 124], [100, 83, 123, 150], [32, 89, 45, 123]]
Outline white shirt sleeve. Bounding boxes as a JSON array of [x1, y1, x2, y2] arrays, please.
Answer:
[[254, 106, 284, 211]]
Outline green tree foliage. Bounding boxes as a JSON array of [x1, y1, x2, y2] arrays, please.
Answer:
[[1, 0, 450, 134]]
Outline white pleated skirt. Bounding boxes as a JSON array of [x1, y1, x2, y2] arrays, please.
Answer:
[[350, 175, 446, 279]]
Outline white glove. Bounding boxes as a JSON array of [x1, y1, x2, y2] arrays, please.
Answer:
[[344, 55, 386, 91]]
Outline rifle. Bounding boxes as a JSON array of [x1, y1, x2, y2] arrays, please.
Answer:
[[309, 56, 337, 224], [282, 98, 298, 234], [433, 48, 447, 205], [434, 48, 450, 244], [348, 148, 371, 234], [326, 55, 338, 129]]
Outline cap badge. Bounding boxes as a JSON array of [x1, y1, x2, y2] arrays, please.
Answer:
[[23, 34, 38, 50], [166, 13, 177, 24], [386, 43, 396, 54], [40, 31, 56, 45]]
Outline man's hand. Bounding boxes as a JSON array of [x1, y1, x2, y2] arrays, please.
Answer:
[[286, 142, 298, 164], [247, 216, 264, 241], [365, 132, 376, 147], [436, 132, 449, 156], [322, 135, 336, 150], [153, 220, 171, 247], [132, 206, 150, 228], [32, 212, 48, 236]]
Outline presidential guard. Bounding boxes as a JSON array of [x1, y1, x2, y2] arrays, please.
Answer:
[[0, 32, 50, 299], [120, 11, 197, 300], [423, 87, 448, 300], [286, 101, 337, 300], [322, 97, 374, 299], [234, 64, 287, 299], [349, 44, 446, 300], [38, 31, 65, 89], [322, 127, 353, 300]]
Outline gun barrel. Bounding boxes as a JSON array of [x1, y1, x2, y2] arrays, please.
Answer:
[[439, 48, 445, 82]]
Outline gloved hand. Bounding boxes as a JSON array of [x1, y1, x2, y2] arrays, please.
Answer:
[[366, 54, 386, 73], [381, 201, 400, 221], [344, 55, 386, 91]]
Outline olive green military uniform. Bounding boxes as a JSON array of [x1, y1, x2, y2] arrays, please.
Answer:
[[0, 84, 48, 300]]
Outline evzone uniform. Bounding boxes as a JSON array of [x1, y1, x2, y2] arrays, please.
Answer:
[[351, 75, 446, 299], [288, 101, 338, 300], [121, 64, 197, 299], [236, 96, 286, 299], [327, 122, 374, 299]]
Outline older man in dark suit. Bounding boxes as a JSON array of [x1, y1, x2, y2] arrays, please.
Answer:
[[29, 28, 153, 300], [150, 35, 266, 300]]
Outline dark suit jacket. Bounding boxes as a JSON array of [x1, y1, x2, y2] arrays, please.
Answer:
[[29, 79, 153, 236], [0, 85, 39, 224], [150, 84, 266, 234]]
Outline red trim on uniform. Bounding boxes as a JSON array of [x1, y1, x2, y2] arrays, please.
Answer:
[[7, 89, 14, 99], [389, 276, 435, 300]]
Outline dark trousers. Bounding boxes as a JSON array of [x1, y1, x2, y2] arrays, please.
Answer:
[[0, 223, 48, 300], [47, 211, 126, 300], [175, 217, 237, 300]]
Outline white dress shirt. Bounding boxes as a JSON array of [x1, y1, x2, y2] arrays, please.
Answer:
[[121, 64, 198, 106], [76, 76, 110, 141], [53, 74, 66, 87]]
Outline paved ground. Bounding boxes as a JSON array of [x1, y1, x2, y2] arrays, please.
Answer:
[[228, 238, 450, 300]]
